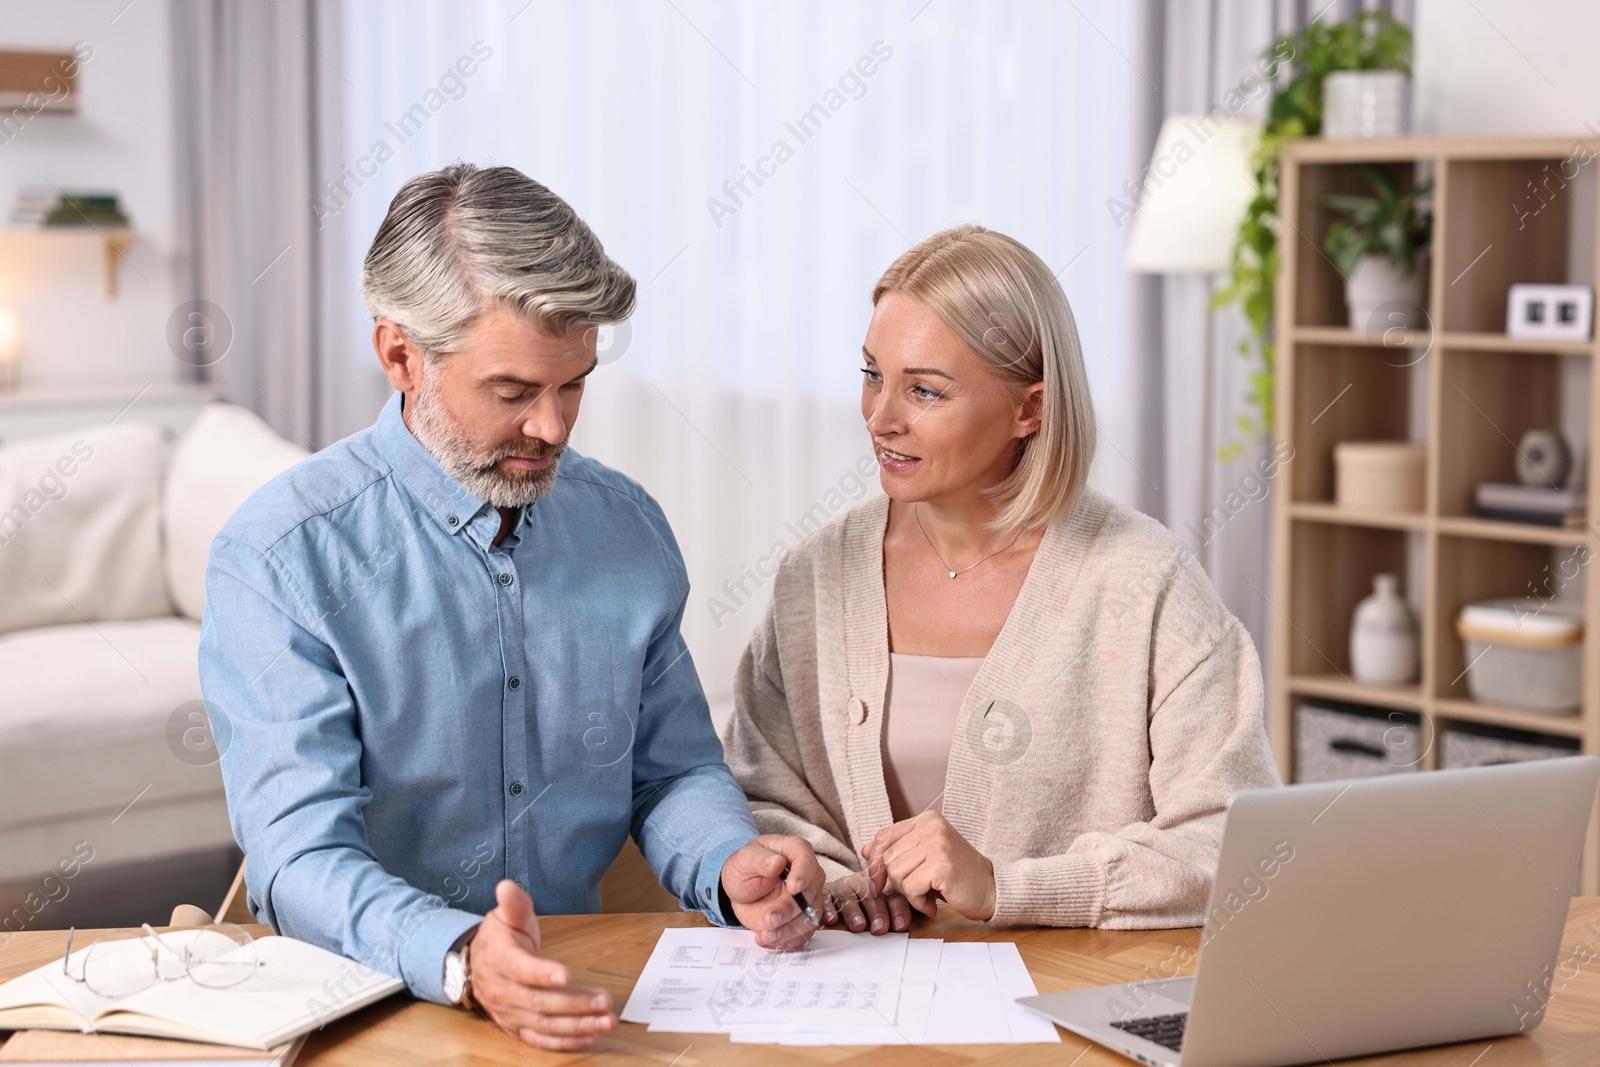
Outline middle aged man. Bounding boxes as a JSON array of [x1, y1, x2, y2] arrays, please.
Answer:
[[199, 163, 825, 1052]]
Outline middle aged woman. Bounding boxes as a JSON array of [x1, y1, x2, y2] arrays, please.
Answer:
[[721, 224, 1281, 937]]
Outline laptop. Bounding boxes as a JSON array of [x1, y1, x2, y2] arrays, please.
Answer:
[[1017, 756, 1600, 1067]]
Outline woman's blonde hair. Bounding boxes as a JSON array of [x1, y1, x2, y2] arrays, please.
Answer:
[[872, 224, 1097, 532]]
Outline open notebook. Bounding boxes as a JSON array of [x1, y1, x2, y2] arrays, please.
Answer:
[[0, 932, 403, 1051]]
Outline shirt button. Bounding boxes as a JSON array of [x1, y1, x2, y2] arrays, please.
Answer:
[[446, 514, 459, 527], [848, 697, 867, 725], [508, 676, 521, 691], [509, 781, 525, 797], [498, 571, 513, 586]]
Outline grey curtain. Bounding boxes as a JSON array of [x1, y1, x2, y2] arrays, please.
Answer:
[[170, 0, 356, 449], [1129, 0, 1416, 650]]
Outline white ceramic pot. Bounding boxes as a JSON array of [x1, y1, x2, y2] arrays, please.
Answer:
[[1347, 253, 1427, 331], [1323, 70, 1409, 139], [1350, 573, 1419, 685]]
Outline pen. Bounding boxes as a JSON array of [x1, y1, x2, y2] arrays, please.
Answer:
[[781, 865, 822, 926]]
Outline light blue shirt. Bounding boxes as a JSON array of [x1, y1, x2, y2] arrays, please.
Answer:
[[199, 392, 759, 1004]]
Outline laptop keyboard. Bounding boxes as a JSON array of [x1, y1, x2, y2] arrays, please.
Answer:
[[1110, 1011, 1188, 1052]]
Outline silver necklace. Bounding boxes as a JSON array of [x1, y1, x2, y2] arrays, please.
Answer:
[[911, 504, 1024, 579]]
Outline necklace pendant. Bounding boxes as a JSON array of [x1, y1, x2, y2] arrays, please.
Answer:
[[948, 570, 958, 579]]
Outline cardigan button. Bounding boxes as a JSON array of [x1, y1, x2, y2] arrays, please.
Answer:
[[848, 697, 867, 725]]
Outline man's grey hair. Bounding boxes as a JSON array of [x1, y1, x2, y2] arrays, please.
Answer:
[[360, 163, 636, 356]]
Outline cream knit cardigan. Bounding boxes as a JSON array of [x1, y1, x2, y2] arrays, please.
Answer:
[[721, 488, 1281, 929]]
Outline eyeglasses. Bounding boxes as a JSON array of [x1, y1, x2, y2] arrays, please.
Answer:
[[62, 922, 259, 999]]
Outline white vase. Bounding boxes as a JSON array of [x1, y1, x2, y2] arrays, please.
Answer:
[[1347, 253, 1428, 331], [1350, 573, 1418, 685], [1323, 70, 1410, 139]]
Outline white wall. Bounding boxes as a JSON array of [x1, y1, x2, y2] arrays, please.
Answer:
[[1414, 0, 1600, 137], [0, 0, 183, 393]]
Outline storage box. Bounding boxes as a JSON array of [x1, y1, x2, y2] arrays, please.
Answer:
[[1440, 721, 1580, 769], [1456, 598, 1584, 714], [1295, 699, 1424, 783], [1334, 441, 1426, 512]]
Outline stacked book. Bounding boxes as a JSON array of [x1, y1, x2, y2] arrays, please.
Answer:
[[1474, 482, 1586, 527], [10, 187, 129, 228]]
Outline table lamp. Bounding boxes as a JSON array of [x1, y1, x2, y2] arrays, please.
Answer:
[[1124, 114, 1262, 567], [0, 306, 18, 391]]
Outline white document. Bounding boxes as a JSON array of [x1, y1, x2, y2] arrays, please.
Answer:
[[621, 928, 909, 1032], [725, 940, 1061, 1046], [726, 937, 943, 1045], [990, 942, 1064, 1043]]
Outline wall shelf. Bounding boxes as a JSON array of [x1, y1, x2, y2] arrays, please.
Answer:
[[0, 227, 135, 298], [1270, 134, 1600, 893]]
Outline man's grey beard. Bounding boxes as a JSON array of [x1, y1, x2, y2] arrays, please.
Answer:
[[407, 372, 566, 508]]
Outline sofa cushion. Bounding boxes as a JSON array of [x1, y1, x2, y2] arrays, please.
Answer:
[[163, 403, 309, 621], [0, 617, 232, 869], [0, 422, 173, 635]]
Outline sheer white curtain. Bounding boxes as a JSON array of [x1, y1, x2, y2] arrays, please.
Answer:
[[330, 0, 1144, 720]]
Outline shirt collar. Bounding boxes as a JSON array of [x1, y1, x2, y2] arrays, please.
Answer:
[[372, 391, 523, 541]]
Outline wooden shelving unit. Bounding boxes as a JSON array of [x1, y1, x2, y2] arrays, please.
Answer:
[[1269, 135, 1600, 893]]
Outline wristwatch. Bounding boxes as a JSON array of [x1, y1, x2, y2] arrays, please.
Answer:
[[443, 928, 478, 1009]]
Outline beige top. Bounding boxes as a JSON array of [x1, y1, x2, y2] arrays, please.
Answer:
[[883, 653, 984, 821], [721, 488, 1281, 929]]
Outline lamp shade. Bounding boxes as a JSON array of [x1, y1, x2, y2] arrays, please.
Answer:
[[1125, 114, 1262, 275], [0, 306, 17, 363]]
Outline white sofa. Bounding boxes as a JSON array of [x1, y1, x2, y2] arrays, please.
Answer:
[[0, 403, 307, 898]]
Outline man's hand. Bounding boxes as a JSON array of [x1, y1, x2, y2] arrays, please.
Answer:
[[720, 835, 825, 950], [862, 811, 997, 921], [821, 861, 914, 934], [467, 880, 617, 1051]]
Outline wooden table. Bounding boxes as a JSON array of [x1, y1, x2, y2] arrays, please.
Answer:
[[6, 900, 1600, 1065]]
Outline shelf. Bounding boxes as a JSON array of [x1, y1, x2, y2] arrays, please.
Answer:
[[1288, 673, 1426, 709], [1292, 326, 1432, 349], [1438, 332, 1593, 356], [0, 382, 217, 407], [1282, 135, 1600, 165], [1434, 516, 1593, 545], [1432, 697, 1586, 738], [1272, 135, 1600, 894], [1289, 508, 1593, 542], [1290, 327, 1593, 356], [0, 226, 135, 297], [1291, 502, 1426, 531]]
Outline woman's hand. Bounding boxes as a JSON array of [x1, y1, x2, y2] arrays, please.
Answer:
[[821, 865, 914, 934], [862, 811, 997, 921]]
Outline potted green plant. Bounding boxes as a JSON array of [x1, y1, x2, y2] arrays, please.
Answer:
[[1323, 164, 1432, 330], [1212, 11, 1414, 451]]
